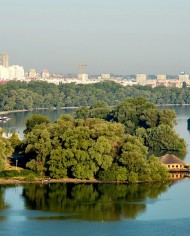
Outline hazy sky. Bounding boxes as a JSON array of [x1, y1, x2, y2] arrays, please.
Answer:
[[1, 0, 190, 75]]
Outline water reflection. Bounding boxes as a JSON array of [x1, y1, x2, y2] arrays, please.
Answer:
[[0, 109, 73, 139], [0, 186, 10, 221], [0, 186, 9, 210], [22, 182, 171, 222]]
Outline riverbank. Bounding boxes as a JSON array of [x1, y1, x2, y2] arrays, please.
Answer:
[[0, 176, 176, 185], [1, 103, 190, 115], [0, 107, 79, 115], [0, 177, 112, 185]]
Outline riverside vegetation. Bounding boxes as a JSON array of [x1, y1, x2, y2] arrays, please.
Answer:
[[0, 98, 186, 183], [1, 80, 190, 111]]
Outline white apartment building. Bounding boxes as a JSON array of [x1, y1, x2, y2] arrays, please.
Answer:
[[136, 74, 147, 86], [42, 69, 50, 78], [9, 65, 24, 80], [178, 73, 189, 83], [78, 73, 88, 81], [0, 65, 24, 80], [0, 65, 9, 79]]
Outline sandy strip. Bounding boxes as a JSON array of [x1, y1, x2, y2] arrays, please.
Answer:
[[0, 178, 102, 185]]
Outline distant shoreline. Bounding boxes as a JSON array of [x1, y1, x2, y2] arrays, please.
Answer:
[[156, 104, 190, 106], [1, 104, 190, 115], [0, 107, 78, 115]]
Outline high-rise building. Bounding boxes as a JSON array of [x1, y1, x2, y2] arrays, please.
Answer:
[[0, 65, 24, 80], [136, 74, 147, 86], [78, 73, 88, 81], [0, 65, 9, 79], [178, 72, 189, 83], [0, 53, 9, 68]]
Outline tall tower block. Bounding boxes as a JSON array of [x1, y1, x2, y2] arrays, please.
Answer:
[[0, 53, 9, 68]]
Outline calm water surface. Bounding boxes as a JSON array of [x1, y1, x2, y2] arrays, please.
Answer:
[[0, 106, 190, 236]]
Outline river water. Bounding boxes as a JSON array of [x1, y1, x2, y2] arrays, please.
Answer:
[[0, 106, 190, 236]]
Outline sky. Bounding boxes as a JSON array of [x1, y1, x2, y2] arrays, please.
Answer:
[[1, 0, 190, 75]]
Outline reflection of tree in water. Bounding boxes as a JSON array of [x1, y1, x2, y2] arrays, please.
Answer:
[[0, 186, 10, 221], [187, 118, 190, 131], [0, 186, 9, 210], [22, 182, 170, 221]]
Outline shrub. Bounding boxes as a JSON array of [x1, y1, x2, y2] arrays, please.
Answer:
[[0, 170, 20, 178], [24, 173, 35, 182], [19, 169, 37, 176]]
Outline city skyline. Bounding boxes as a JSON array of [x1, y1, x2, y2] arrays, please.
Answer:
[[1, 53, 190, 77], [1, 0, 190, 75]]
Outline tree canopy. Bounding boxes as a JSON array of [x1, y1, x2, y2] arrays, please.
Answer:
[[1, 80, 190, 111], [19, 98, 186, 182], [0, 129, 13, 170]]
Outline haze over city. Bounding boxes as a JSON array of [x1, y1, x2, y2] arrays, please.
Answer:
[[1, 0, 190, 75]]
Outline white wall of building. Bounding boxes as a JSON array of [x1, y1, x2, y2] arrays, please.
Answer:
[[0, 65, 9, 79], [136, 74, 147, 86], [0, 65, 24, 80], [178, 74, 189, 83], [78, 73, 88, 81]]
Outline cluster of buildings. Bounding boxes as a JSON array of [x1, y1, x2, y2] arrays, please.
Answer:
[[0, 53, 189, 88], [0, 53, 24, 81], [135, 73, 189, 88]]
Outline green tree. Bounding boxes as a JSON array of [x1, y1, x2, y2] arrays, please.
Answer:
[[24, 114, 50, 134], [119, 135, 151, 182], [0, 131, 13, 170], [25, 124, 52, 175], [148, 155, 170, 181], [145, 124, 187, 152], [98, 163, 127, 181], [9, 132, 21, 149]]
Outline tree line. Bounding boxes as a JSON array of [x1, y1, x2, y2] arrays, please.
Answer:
[[1, 80, 190, 111]]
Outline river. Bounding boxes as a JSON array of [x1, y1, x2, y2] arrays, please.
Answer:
[[0, 106, 190, 236]]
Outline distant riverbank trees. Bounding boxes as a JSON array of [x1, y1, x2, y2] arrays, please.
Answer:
[[1, 80, 190, 111], [21, 98, 186, 182]]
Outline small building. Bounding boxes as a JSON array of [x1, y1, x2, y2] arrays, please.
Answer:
[[159, 153, 187, 171]]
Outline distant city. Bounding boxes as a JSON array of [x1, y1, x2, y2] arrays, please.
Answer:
[[0, 53, 189, 88]]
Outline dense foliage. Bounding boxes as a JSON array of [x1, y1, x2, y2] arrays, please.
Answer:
[[22, 98, 183, 182], [1, 80, 190, 111], [0, 129, 13, 170], [76, 98, 186, 153]]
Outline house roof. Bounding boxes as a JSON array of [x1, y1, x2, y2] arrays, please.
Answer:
[[159, 153, 185, 165]]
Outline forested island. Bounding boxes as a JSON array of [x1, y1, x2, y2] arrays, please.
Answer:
[[0, 98, 186, 183], [1, 80, 190, 111]]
